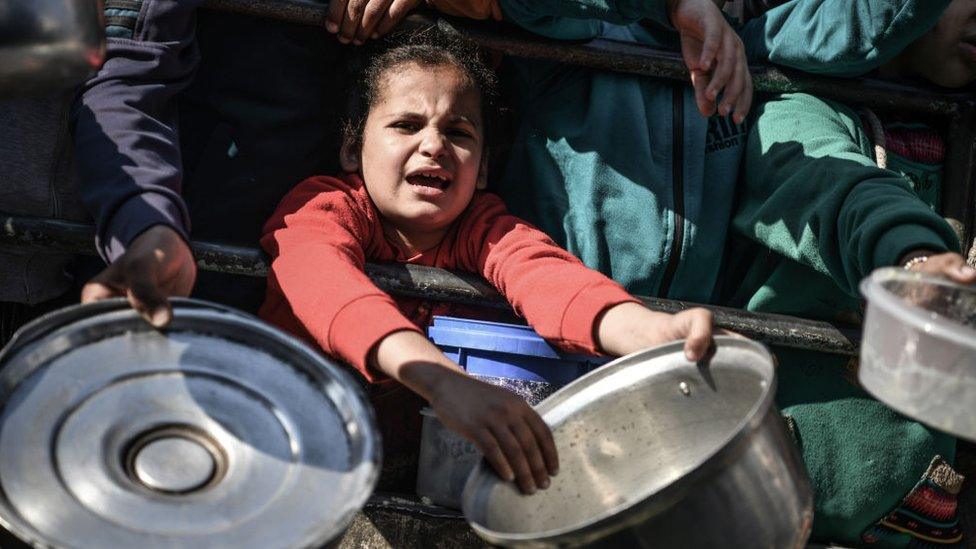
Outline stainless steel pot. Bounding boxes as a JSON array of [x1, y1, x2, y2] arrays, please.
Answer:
[[0, 0, 105, 95], [463, 337, 812, 548], [0, 298, 380, 548], [859, 267, 976, 441]]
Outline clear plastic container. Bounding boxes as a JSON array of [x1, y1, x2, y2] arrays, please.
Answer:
[[859, 267, 976, 441]]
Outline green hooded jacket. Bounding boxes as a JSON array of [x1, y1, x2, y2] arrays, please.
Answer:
[[495, 0, 951, 302], [723, 92, 961, 547]]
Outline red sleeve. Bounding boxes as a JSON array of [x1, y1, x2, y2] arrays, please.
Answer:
[[455, 193, 639, 355], [259, 175, 422, 381]]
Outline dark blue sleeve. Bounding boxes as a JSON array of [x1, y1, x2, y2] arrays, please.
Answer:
[[71, 0, 202, 262]]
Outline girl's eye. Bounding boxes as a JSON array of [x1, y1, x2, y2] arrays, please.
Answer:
[[447, 128, 474, 139], [390, 121, 420, 132]]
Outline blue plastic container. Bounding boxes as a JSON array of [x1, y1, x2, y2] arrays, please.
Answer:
[[427, 316, 606, 387], [417, 317, 608, 507]]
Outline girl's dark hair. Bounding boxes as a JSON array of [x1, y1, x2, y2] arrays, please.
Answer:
[[343, 30, 499, 150]]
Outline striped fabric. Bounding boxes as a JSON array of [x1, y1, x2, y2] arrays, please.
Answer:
[[104, 0, 143, 38], [862, 456, 965, 547], [885, 123, 946, 166]]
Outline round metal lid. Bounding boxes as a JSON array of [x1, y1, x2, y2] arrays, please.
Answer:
[[130, 430, 218, 493], [0, 299, 380, 548]]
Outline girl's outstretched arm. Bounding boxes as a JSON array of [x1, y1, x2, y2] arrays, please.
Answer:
[[595, 302, 720, 361]]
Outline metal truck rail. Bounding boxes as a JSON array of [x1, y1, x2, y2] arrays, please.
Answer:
[[1, 215, 860, 356]]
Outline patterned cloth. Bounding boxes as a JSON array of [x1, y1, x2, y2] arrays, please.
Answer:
[[862, 456, 965, 547], [885, 123, 946, 166], [103, 0, 143, 39]]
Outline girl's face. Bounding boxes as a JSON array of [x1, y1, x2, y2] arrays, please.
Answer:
[[899, 0, 976, 88], [343, 62, 484, 252]]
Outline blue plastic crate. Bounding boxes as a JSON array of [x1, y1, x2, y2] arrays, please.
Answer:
[[427, 316, 606, 386]]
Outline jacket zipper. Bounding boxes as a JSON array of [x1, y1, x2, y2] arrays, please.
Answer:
[[658, 85, 685, 298]]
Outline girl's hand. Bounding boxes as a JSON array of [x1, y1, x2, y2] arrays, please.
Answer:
[[326, 0, 421, 45], [668, 0, 753, 123], [596, 302, 720, 361], [428, 371, 558, 495], [903, 251, 976, 285]]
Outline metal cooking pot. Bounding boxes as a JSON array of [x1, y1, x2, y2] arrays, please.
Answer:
[[0, 298, 380, 548], [463, 337, 812, 548], [859, 267, 976, 441], [0, 0, 104, 95]]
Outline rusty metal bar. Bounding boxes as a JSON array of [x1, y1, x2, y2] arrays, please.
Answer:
[[0, 214, 859, 356], [200, 0, 973, 115]]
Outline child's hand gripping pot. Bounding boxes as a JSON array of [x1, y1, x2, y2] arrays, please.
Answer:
[[260, 34, 725, 497]]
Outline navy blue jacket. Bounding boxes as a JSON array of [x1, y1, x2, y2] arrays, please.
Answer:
[[72, 0, 201, 262], [71, 1, 346, 312]]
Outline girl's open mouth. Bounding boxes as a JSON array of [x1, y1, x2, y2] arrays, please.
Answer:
[[406, 173, 451, 190]]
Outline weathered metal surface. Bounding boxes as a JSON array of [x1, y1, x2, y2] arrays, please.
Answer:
[[0, 215, 861, 356]]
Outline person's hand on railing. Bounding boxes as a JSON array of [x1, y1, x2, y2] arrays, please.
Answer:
[[81, 225, 197, 328], [326, 0, 423, 45], [668, 0, 753, 124]]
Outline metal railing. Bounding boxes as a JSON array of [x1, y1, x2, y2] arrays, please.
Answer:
[[1, 215, 859, 355]]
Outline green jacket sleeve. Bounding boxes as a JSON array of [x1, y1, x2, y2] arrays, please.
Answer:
[[740, 0, 952, 76], [734, 93, 959, 297], [499, 0, 670, 40]]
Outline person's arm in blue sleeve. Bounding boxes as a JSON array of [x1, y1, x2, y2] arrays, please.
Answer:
[[74, 0, 202, 328], [72, 0, 201, 262], [739, 0, 953, 76]]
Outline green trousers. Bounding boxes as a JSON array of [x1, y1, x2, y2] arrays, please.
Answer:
[[774, 347, 960, 548]]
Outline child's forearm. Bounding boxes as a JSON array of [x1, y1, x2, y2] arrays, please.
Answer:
[[595, 302, 717, 360], [596, 302, 673, 355], [368, 330, 466, 401]]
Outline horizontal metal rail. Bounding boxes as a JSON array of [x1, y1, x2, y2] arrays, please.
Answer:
[[1, 215, 860, 356], [200, 0, 975, 115]]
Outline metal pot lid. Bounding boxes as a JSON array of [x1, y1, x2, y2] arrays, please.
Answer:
[[0, 298, 380, 548], [462, 337, 777, 546]]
